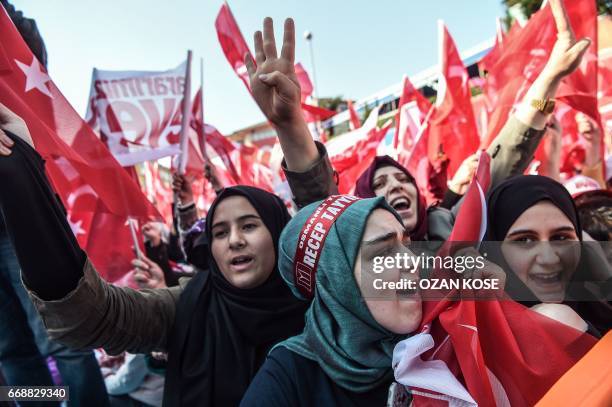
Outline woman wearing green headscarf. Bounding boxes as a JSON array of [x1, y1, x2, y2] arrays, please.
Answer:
[[240, 195, 422, 406]]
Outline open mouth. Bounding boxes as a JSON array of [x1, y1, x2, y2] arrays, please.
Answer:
[[390, 196, 412, 212], [530, 272, 562, 285], [230, 255, 254, 269]]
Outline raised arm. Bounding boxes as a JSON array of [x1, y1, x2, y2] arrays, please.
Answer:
[[29, 260, 181, 354], [486, 0, 592, 187], [246, 18, 337, 207], [538, 117, 562, 181], [245, 17, 318, 172], [172, 172, 199, 232], [0, 103, 180, 354]]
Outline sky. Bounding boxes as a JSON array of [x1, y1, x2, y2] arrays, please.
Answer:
[[11, 0, 505, 134]]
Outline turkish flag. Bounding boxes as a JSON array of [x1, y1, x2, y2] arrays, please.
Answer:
[[394, 77, 441, 204], [480, 22, 523, 136], [300, 102, 336, 123], [172, 126, 205, 180], [215, 3, 335, 124], [55, 160, 146, 282], [0, 7, 157, 219], [202, 123, 240, 185], [328, 106, 391, 193], [555, 1, 599, 123], [393, 75, 432, 151], [347, 100, 361, 130], [478, 19, 508, 76], [481, 0, 599, 149], [598, 51, 612, 175], [294, 62, 313, 102], [215, 3, 251, 91], [233, 144, 275, 192], [0, 7, 159, 281], [407, 294, 596, 407], [447, 152, 491, 243], [404, 119, 449, 205], [427, 22, 480, 178], [140, 161, 174, 226], [191, 85, 274, 191], [191, 87, 241, 184], [79, 207, 145, 284]]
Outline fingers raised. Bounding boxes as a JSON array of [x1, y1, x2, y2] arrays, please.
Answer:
[[142, 256, 157, 267], [549, 0, 574, 41], [280, 18, 295, 63], [245, 52, 256, 77], [263, 17, 278, 59], [254, 31, 265, 65], [131, 258, 149, 270]]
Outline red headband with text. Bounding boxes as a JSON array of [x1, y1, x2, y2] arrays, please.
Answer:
[[293, 195, 361, 299]]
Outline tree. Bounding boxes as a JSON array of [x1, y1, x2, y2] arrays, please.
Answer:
[[318, 96, 345, 112], [502, 0, 611, 28]]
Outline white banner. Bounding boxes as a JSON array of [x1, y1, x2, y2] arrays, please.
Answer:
[[85, 61, 187, 166]]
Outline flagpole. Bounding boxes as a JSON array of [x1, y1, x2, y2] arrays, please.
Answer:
[[127, 218, 142, 260], [200, 57, 204, 124], [495, 17, 504, 44], [436, 20, 446, 108], [304, 30, 325, 142], [178, 50, 193, 175], [199, 56, 209, 161], [304, 30, 319, 103], [174, 50, 192, 234]]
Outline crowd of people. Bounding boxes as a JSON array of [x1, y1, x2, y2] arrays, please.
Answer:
[[0, 0, 610, 406]]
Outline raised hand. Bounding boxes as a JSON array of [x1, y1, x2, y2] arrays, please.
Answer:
[[538, 116, 562, 181], [245, 18, 303, 129], [448, 153, 479, 195], [244, 17, 318, 172], [172, 173, 194, 204], [542, 0, 591, 80], [131, 255, 167, 289], [204, 162, 223, 192], [514, 0, 592, 130]]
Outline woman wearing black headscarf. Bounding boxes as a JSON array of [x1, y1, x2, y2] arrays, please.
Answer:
[[0, 118, 308, 406], [164, 187, 308, 406], [485, 175, 611, 335]]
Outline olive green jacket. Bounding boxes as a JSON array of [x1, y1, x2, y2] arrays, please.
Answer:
[[26, 260, 189, 355]]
